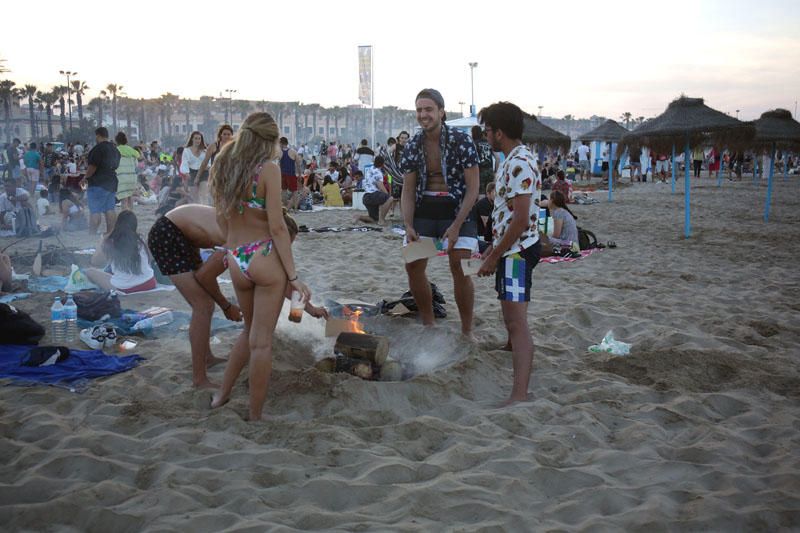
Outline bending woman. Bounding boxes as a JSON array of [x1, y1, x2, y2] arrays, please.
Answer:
[[208, 112, 311, 421]]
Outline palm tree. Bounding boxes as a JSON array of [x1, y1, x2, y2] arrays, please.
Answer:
[[562, 114, 574, 137], [55, 86, 69, 137], [0, 80, 17, 142], [635, 116, 645, 127], [106, 84, 123, 134], [23, 84, 37, 138], [159, 92, 179, 136], [37, 90, 58, 139], [70, 80, 88, 124], [182, 98, 193, 135], [139, 98, 147, 142], [89, 90, 108, 127], [620, 112, 633, 129]]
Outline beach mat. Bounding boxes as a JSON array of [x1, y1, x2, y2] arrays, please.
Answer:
[[0, 344, 143, 390]]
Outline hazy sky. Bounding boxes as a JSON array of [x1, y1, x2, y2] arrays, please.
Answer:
[[2, 0, 799, 121]]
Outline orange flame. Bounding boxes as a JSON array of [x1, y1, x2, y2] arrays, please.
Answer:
[[350, 309, 366, 334]]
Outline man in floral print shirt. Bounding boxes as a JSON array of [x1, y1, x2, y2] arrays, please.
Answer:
[[477, 102, 542, 405], [400, 88, 480, 336]]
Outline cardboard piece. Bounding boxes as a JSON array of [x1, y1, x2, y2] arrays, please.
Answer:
[[461, 258, 481, 277], [325, 318, 361, 337], [402, 238, 439, 263]]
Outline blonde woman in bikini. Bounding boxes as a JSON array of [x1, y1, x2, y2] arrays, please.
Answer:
[[208, 112, 311, 421]]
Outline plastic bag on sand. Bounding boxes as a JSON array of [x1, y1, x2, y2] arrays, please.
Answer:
[[589, 330, 631, 355], [65, 264, 98, 293]]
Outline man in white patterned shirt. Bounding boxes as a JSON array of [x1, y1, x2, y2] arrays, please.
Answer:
[[477, 102, 542, 405]]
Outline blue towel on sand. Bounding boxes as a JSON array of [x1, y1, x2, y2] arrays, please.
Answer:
[[0, 345, 143, 391], [27, 276, 68, 293]]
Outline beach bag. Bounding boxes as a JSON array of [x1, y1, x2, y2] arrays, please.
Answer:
[[73, 291, 121, 321], [0, 303, 46, 344], [577, 227, 598, 251]]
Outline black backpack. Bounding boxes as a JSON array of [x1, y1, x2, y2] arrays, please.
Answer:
[[577, 227, 598, 251], [0, 303, 45, 345]]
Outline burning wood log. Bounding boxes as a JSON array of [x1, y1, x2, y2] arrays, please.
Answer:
[[334, 332, 389, 366]]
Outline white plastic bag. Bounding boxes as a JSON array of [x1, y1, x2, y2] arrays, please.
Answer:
[[64, 264, 98, 293], [589, 331, 631, 356]]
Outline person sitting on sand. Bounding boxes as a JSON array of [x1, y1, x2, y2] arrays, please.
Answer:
[[59, 186, 87, 232], [147, 204, 243, 388], [0, 252, 12, 293], [546, 190, 579, 250], [207, 112, 312, 421], [85, 210, 157, 294], [550, 170, 573, 203], [322, 175, 344, 207], [358, 156, 392, 224]]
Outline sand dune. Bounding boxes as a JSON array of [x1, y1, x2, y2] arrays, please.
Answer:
[[1, 177, 799, 530]]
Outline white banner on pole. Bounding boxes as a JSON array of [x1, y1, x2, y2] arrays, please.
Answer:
[[358, 45, 372, 106]]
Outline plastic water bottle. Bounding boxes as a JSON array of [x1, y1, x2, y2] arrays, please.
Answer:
[[131, 311, 174, 332], [50, 297, 65, 343], [64, 295, 78, 343]]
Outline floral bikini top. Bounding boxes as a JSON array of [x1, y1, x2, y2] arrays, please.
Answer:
[[240, 165, 266, 211]]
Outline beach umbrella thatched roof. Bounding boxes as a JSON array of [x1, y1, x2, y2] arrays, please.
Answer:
[[522, 113, 571, 151], [578, 119, 629, 142], [620, 95, 755, 152], [753, 109, 800, 151]]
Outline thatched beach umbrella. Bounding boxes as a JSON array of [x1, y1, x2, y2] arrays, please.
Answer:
[[753, 109, 800, 221], [579, 119, 630, 201], [522, 113, 571, 153], [620, 96, 755, 238]]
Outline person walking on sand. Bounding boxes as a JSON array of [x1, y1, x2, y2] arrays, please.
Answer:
[[83, 127, 120, 235], [147, 204, 243, 388], [476, 101, 543, 405], [400, 88, 480, 337], [207, 112, 311, 421], [278, 137, 302, 211]]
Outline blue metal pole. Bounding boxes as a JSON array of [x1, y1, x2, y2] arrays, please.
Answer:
[[765, 143, 776, 221], [684, 139, 691, 238], [717, 151, 724, 187], [608, 142, 614, 202], [671, 144, 676, 194]]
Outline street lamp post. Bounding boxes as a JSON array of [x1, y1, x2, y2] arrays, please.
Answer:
[[736, 109, 740, 119], [468, 62, 478, 116], [59, 70, 76, 132], [225, 89, 238, 126], [458, 101, 465, 117], [538, 105, 543, 118]]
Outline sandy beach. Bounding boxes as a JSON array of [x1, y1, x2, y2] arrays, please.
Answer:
[[1, 176, 799, 530]]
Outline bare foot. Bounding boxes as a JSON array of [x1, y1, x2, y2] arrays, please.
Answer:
[[500, 341, 512, 352], [206, 355, 226, 368], [502, 394, 530, 407], [193, 379, 218, 390], [461, 331, 478, 343], [210, 391, 229, 409]]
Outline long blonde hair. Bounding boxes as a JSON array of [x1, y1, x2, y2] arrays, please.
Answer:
[[209, 112, 280, 217]]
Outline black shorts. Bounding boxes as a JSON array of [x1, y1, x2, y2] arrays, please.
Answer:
[[495, 241, 541, 302], [413, 196, 478, 251], [147, 216, 202, 276], [363, 191, 390, 220]]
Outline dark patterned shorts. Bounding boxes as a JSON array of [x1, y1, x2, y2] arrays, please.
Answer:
[[147, 216, 202, 276]]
